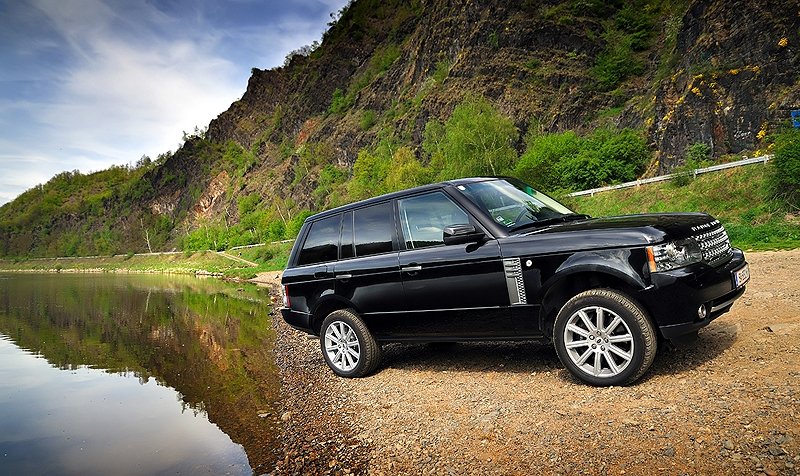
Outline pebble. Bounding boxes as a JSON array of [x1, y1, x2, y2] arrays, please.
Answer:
[[723, 440, 734, 450]]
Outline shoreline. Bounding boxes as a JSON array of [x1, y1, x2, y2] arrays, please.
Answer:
[[263, 276, 369, 475]]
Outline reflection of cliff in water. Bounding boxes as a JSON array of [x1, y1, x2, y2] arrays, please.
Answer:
[[0, 273, 281, 473]]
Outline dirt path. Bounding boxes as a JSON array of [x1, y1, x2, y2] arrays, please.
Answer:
[[217, 251, 259, 267], [267, 250, 800, 476]]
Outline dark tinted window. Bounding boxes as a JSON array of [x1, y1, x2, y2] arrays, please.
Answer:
[[340, 211, 354, 260], [354, 202, 395, 257], [398, 192, 470, 249], [297, 214, 340, 266]]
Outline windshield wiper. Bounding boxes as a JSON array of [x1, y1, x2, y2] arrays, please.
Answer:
[[511, 213, 590, 231]]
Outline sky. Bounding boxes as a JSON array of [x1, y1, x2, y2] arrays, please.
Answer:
[[0, 0, 350, 205]]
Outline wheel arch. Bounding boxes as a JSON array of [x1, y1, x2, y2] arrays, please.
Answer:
[[538, 269, 648, 339], [310, 296, 356, 335]]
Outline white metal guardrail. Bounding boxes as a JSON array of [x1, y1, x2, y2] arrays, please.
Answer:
[[568, 154, 772, 197]]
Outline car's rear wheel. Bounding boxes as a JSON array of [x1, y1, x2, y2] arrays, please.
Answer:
[[320, 309, 381, 377], [553, 289, 656, 386]]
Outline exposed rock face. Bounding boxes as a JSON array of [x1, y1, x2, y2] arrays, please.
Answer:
[[149, 191, 180, 216], [208, 0, 799, 180], [651, 0, 800, 172], [191, 171, 230, 222]]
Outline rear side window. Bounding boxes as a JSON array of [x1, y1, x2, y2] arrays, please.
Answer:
[[354, 202, 395, 257], [398, 192, 470, 249], [297, 214, 341, 266]]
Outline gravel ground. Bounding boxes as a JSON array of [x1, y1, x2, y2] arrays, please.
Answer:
[[261, 249, 800, 476]]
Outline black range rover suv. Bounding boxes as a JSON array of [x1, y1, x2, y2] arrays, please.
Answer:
[[280, 177, 749, 385]]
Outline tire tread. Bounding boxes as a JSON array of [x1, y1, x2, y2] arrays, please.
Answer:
[[320, 309, 381, 378], [554, 288, 657, 386]]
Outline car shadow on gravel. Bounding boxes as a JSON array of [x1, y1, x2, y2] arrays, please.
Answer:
[[646, 320, 740, 377], [378, 340, 564, 374], [375, 320, 740, 382]]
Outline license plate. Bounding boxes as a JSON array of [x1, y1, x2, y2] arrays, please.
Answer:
[[733, 264, 750, 288]]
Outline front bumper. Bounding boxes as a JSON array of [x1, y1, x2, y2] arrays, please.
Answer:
[[639, 249, 748, 339]]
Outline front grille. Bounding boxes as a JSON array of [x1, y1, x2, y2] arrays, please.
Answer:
[[694, 224, 732, 265]]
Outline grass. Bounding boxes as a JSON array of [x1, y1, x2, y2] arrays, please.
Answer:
[[566, 164, 800, 251], [0, 242, 295, 280], [224, 242, 294, 279], [0, 250, 261, 276]]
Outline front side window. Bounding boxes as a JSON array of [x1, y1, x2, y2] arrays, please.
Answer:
[[457, 179, 574, 230], [398, 192, 470, 249], [297, 214, 340, 266], [353, 202, 395, 257]]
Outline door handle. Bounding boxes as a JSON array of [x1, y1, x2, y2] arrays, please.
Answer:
[[402, 265, 422, 273], [336, 274, 353, 280], [313, 268, 330, 279]]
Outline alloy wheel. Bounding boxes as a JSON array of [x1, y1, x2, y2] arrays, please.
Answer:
[[563, 306, 634, 378], [323, 320, 361, 372]]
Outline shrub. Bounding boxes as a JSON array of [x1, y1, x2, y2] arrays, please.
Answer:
[[514, 128, 650, 192], [592, 28, 644, 90], [359, 110, 376, 130], [313, 164, 348, 206], [673, 143, 713, 187], [348, 148, 391, 200], [769, 128, 800, 209], [515, 131, 582, 190], [328, 88, 352, 114], [591, 3, 655, 90], [424, 95, 518, 180], [267, 220, 286, 241], [686, 142, 712, 163], [286, 211, 314, 239], [432, 60, 451, 83]]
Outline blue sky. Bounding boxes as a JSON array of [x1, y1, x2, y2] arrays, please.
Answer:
[[0, 0, 349, 205]]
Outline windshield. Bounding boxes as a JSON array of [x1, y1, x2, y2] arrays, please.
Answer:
[[456, 179, 576, 230]]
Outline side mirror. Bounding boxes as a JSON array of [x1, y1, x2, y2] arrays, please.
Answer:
[[443, 224, 485, 246]]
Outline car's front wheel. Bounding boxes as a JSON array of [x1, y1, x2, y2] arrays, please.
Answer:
[[553, 289, 656, 386], [319, 309, 381, 377]]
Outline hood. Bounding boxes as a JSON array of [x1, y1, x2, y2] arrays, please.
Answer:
[[536, 213, 717, 239], [502, 212, 719, 254]]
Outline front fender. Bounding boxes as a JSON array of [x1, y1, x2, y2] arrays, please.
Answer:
[[537, 248, 649, 302], [528, 249, 650, 336]]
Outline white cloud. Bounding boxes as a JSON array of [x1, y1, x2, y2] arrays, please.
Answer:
[[0, 0, 349, 205]]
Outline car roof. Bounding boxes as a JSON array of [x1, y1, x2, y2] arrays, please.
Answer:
[[305, 177, 499, 222]]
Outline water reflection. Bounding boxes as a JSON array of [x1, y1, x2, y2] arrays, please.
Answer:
[[0, 273, 280, 475]]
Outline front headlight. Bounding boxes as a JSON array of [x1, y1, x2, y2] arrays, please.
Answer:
[[647, 238, 703, 272]]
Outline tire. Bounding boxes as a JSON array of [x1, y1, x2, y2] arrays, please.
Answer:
[[553, 289, 657, 386], [319, 309, 382, 378]]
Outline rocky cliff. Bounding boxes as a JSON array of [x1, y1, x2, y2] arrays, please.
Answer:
[[1, 0, 798, 257]]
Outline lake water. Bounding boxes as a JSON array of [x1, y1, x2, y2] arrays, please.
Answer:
[[0, 273, 281, 475]]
